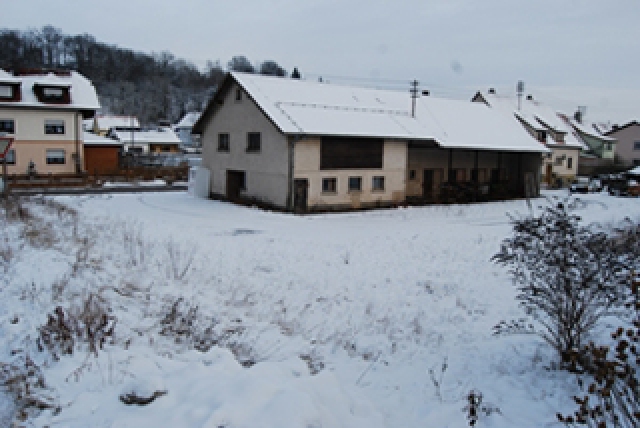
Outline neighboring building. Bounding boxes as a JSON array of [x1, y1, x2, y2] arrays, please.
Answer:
[[173, 112, 202, 149], [559, 113, 617, 160], [107, 126, 181, 154], [0, 68, 100, 175], [93, 114, 140, 136], [83, 131, 123, 174], [472, 90, 584, 187], [605, 121, 640, 166], [192, 72, 547, 212]]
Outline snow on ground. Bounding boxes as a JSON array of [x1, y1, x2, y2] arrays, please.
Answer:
[[0, 190, 638, 427]]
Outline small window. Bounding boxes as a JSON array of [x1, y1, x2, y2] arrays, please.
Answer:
[[3, 149, 15, 165], [604, 142, 612, 151], [554, 156, 564, 166], [408, 169, 416, 180], [0, 85, 12, 99], [0, 119, 15, 134], [218, 133, 230, 152], [46, 149, 65, 164], [372, 176, 385, 191], [322, 177, 337, 193], [235, 88, 242, 101], [348, 176, 362, 192], [537, 130, 546, 143], [247, 132, 261, 152], [633, 141, 640, 150], [45, 120, 65, 135], [567, 157, 573, 169]]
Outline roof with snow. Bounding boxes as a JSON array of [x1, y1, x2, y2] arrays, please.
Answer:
[[83, 131, 122, 146], [174, 112, 201, 129], [194, 73, 549, 153], [0, 69, 100, 111], [110, 127, 181, 145], [565, 117, 617, 142], [474, 91, 586, 150], [95, 115, 140, 131]]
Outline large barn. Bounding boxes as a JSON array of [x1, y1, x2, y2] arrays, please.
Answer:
[[193, 72, 547, 212]]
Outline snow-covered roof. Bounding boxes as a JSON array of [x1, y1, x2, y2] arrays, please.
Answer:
[[174, 112, 201, 129], [196, 73, 547, 153], [0, 69, 100, 111], [567, 118, 617, 142], [83, 131, 122, 146], [476, 91, 585, 150], [95, 115, 140, 131], [110, 127, 181, 145], [627, 166, 640, 176]]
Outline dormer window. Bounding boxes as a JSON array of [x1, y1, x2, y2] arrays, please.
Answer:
[[0, 82, 21, 102], [34, 84, 71, 104], [537, 130, 546, 143]]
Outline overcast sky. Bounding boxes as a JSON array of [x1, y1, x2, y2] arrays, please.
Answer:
[[5, 0, 639, 123]]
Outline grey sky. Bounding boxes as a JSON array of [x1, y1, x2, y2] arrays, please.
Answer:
[[5, 0, 639, 123]]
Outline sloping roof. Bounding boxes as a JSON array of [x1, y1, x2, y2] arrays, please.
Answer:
[[174, 112, 201, 129], [95, 115, 140, 131], [0, 69, 100, 111], [110, 127, 181, 145], [195, 73, 547, 153], [564, 116, 616, 142], [605, 120, 640, 136], [475, 91, 585, 150], [83, 131, 122, 146]]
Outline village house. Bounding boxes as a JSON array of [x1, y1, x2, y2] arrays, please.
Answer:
[[173, 111, 202, 150], [192, 72, 547, 212], [604, 121, 640, 166], [558, 112, 617, 175], [472, 90, 585, 188], [107, 126, 181, 154], [92, 114, 140, 137], [0, 68, 100, 175]]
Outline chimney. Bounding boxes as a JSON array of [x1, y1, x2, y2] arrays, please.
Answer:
[[488, 88, 495, 94]]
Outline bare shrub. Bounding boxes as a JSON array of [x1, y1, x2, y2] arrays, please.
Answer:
[[464, 389, 501, 426], [159, 298, 199, 344], [37, 293, 116, 360], [1, 196, 33, 223], [493, 198, 628, 362], [22, 219, 57, 248], [121, 222, 149, 267], [164, 238, 196, 280], [0, 355, 59, 424], [558, 276, 639, 427]]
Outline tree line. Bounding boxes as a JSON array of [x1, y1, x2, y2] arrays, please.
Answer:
[[0, 26, 299, 125]]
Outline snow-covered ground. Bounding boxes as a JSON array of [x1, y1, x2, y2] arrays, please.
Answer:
[[0, 190, 637, 427]]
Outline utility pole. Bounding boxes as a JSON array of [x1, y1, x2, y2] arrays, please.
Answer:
[[410, 80, 419, 118]]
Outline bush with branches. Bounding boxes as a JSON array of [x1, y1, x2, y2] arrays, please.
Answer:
[[492, 198, 628, 363], [558, 276, 639, 427]]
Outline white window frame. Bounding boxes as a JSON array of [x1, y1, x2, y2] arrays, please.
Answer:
[[46, 149, 66, 164], [45, 119, 65, 135]]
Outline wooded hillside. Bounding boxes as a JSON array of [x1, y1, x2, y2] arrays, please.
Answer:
[[0, 26, 292, 125]]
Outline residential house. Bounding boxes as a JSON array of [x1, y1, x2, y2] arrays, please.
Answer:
[[0, 68, 100, 175], [558, 113, 617, 175], [173, 112, 202, 150], [192, 72, 547, 212], [107, 126, 181, 154], [93, 115, 140, 137], [83, 131, 123, 174], [472, 90, 584, 187], [604, 121, 640, 166]]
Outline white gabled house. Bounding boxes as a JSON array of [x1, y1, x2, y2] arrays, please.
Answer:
[[193, 72, 548, 212], [472, 90, 585, 187]]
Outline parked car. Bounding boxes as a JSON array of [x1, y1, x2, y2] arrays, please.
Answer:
[[570, 177, 603, 194], [608, 176, 640, 197]]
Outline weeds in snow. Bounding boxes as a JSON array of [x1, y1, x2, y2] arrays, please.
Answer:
[[464, 389, 501, 426], [429, 356, 448, 402], [164, 238, 196, 280]]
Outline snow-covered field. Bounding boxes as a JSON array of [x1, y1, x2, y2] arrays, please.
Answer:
[[0, 190, 637, 427]]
